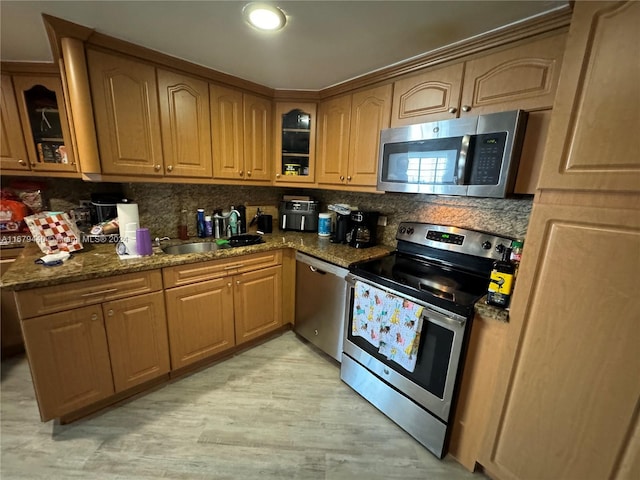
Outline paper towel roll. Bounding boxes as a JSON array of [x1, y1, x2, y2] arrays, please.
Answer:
[[117, 202, 139, 255]]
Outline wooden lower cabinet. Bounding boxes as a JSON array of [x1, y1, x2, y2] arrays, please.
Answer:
[[21, 305, 115, 421], [234, 265, 282, 345], [164, 277, 235, 369], [449, 314, 508, 471], [103, 291, 170, 392]]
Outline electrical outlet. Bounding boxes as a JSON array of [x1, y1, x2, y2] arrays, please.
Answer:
[[378, 215, 388, 226]]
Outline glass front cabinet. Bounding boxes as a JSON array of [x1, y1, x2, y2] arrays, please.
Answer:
[[274, 103, 316, 183], [11, 75, 77, 173]]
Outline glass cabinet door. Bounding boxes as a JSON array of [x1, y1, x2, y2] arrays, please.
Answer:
[[274, 102, 316, 183], [12, 75, 77, 173]]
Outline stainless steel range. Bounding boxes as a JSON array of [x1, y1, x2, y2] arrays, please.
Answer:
[[340, 222, 513, 458]]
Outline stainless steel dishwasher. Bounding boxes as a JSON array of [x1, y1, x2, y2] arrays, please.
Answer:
[[294, 252, 349, 362]]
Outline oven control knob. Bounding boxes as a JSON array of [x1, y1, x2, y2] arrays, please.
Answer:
[[482, 241, 492, 250], [399, 227, 406, 234], [496, 243, 506, 254], [407, 227, 414, 235]]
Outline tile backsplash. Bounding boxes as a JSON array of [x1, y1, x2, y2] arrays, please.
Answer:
[[5, 178, 532, 246]]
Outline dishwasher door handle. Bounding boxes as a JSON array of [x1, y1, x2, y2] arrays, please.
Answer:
[[309, 265, 327, 275]]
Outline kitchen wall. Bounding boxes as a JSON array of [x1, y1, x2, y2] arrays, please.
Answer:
[[4, 177, 532, 246]]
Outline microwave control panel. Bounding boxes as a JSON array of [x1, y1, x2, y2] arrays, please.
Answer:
[[469, 132, 507, 185]]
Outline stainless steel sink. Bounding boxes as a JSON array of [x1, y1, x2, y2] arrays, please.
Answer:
[[162, 242, 227, 255]]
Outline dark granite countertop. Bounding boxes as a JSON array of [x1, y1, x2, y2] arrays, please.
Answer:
[[0, 230, 392, 291], [474, 295, 510, 322]]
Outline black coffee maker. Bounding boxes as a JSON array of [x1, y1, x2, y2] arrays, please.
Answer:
[[347, 211, 380, 248]]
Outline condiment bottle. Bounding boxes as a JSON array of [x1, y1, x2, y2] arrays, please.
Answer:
[[487, 247, 515, 308], [178, 209, 189, 240]]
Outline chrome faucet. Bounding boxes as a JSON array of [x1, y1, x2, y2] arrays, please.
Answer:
[[154, 236, 171, 247]]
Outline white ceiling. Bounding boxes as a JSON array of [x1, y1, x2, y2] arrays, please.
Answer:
[[1, 1, 568, 91]]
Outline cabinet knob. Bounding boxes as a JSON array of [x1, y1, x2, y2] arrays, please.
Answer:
[[227, 282, 232, 288], [462, 105, 471, 112], [154, 164, 162, 171], [339, 175, 345, 181], [239, 170, 244, 177], [167, 165, 174, 172], [314, 329, 319, 336], [30, 162, 37, 167], [18, 159, 26, 166], [107, 309, 114, 317], [347, 176, 352, 182], [236, 280, 241, 285], [91, 314, 98, 321], [448, 107, 458, 114], [275, 173, 281, 179], [247, 171, 252, 177]]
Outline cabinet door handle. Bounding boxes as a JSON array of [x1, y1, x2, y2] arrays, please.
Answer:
[[239, 170, 244, 177], [227, 282, 232, 288], [167, 165, 174, 172], [81, 288, 118, 297], [448, 107, 458, 114], [339, 175, 345, 181], [91, 313, 98, 321], [224, 263, 244, 270], [275, 173, 281, 179], [18, 159, 26, 166], [461, 105, 471, 112], [236, 280, 241, 285], [107, 309, 114, 317], [247, 171, 252, 177], [347, 176, 352, 181], [154, 164, 162, 171]]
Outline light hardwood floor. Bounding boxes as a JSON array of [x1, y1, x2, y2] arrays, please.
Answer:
[[1, 331, 484, 479]]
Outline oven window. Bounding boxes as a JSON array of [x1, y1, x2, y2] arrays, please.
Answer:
[[348, 304, 454, 399]]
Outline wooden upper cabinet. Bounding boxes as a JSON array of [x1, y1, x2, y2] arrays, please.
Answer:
[[460, 33, 566, 116], [157, 69, 212, 178], [391, 63, 464, 126], [274, 102, 317, 184], [316, 95, 352, 184], [0, 74, 30, 171], [243, 93, 272, 182], [348, 84, 392, 187], [210, 86, 270, 182], [21, 305, 114, 421], [88, 49, 164, 176], [537, 1, 640, 192], [210, 84, 244, 180], [513, 109, 552, 194], [11, 74, 78, 173], [102, 291, 170, 393]]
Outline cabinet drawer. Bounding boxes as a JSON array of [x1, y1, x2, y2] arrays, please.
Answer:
[[163, 250, 282, 288], [15, 270, 163, 319]]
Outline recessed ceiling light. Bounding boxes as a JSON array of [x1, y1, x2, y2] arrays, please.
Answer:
[[243, 3, 287, 31]]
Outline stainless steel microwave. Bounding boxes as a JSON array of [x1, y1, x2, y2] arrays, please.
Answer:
[[377, 110, 528, 198]]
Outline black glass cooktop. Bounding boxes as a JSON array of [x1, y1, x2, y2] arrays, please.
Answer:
[[350, 252, 490, 317]]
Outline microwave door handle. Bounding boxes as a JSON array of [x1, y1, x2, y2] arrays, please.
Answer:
[[282, 214, 287, 230], [456, 134, 472, 185], [301, 216, 306, 231]]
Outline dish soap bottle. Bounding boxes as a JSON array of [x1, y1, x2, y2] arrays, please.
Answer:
[[487, 247, 515, 308], [196, 208, 206, 238]]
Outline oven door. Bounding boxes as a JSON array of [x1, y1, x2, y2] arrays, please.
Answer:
[[342, 274, 469, 423]]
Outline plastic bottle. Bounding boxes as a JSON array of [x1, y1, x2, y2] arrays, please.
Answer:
[[196, 209, 206, 238], [510, 239, 524, 276], [487, 247, 515, 308], [178, 209, 189, 240], [204, 215, 213, 237], [229, 206, 238, 236]]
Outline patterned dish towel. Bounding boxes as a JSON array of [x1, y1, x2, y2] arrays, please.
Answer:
[[352, 281, 424, 372]]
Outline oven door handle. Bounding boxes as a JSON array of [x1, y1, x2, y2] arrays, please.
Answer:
[[423, 306, 466, 327]]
